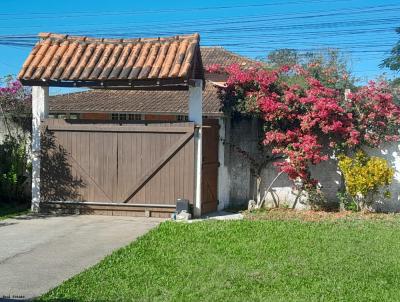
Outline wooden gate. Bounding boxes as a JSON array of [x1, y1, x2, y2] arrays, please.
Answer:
[[201, 119, 219, 213], [41, 119, 195, 217]]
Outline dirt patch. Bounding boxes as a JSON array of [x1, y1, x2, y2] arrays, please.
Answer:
[[243, 208, 400, 222]]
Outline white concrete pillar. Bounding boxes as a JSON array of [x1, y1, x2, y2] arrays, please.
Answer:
[[217, 117, 230, 210], [189, 79, 203, 217], [31, 86, 49, 212]]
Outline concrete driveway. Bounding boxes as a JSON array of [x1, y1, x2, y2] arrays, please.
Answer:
[[0, 214, 163, 300]]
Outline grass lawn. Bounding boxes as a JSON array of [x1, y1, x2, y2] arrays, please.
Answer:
[[39, 213, 400, 301], [0, 202, 30, 220]]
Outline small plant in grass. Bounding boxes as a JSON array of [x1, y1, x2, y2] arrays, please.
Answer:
[[338, 150, 394, 211], [337, 191, 358, 211]]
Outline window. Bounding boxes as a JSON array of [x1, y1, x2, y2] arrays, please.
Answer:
[[177, 115, 188, 121], [112, 113, 142, 121], [69, 113, 79, 119], [49, 113, 67, 119], [128, 114, 142, 121]]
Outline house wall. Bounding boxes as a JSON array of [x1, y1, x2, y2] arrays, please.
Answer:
[[50, 112, 188, 122], [80, 113, 111, 120], [223, 117, 400, 212], [144, 114, 177, 121]]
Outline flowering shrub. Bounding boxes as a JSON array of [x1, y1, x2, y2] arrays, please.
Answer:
[[0, 77, 30, 111], [346, 81, 400, 147], [215, 64, 400, 191], [0, 76, 31, 132], [0, 76, 31, 202], [338, 151, 394, 211]]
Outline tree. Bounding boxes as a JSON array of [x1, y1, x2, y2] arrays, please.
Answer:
[[267, 49, 299, 68], [267, 48, 355, 92], [380, 27, 400, 76]]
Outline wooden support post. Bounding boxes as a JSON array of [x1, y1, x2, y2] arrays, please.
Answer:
[[189, 79, 203, 218], [31, 86, 49, 212]]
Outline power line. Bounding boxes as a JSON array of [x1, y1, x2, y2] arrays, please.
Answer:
[[0, 2, 397, 80], [0, 3, 398, 32], [0, 0, 347, 19]]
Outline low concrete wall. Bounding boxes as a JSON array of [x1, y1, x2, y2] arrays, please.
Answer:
[[224, 117, 400, 212], [224, 117, 259, 207]]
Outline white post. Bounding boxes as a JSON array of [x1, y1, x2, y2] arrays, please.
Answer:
[[189, 79, 203, 218], [31, 86, 49, 212], [217, 117, 230, 211]]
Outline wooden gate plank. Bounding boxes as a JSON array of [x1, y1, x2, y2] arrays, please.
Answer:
[[123, 130, 194, 203], [48, 129, 113, 202]]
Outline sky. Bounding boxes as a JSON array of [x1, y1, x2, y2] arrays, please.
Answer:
[[0, 0, 399, 94]]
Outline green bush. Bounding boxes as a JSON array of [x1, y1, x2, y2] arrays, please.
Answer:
[[0, 134, 30, 202], [338, 150, 394, 211]]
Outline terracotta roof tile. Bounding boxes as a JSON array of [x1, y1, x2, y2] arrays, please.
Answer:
[[18, 32, 201, 85]]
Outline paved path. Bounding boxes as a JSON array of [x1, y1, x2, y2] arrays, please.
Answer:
[[0, 214, 163, 300]]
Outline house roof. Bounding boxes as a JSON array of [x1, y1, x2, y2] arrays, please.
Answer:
[[201, 47, 258, 68], [49, 47, 258, 116], [18, 33, 203, 89], [49, 80, 222, 116]]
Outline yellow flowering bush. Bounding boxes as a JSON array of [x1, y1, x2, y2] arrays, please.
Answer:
[[338, 150, 394, 211]]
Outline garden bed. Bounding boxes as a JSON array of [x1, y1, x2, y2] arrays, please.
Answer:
[[243, 208, 400, 222]]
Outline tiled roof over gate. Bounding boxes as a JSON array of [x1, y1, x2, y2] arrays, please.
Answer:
[[18, 33, 202, 88]]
